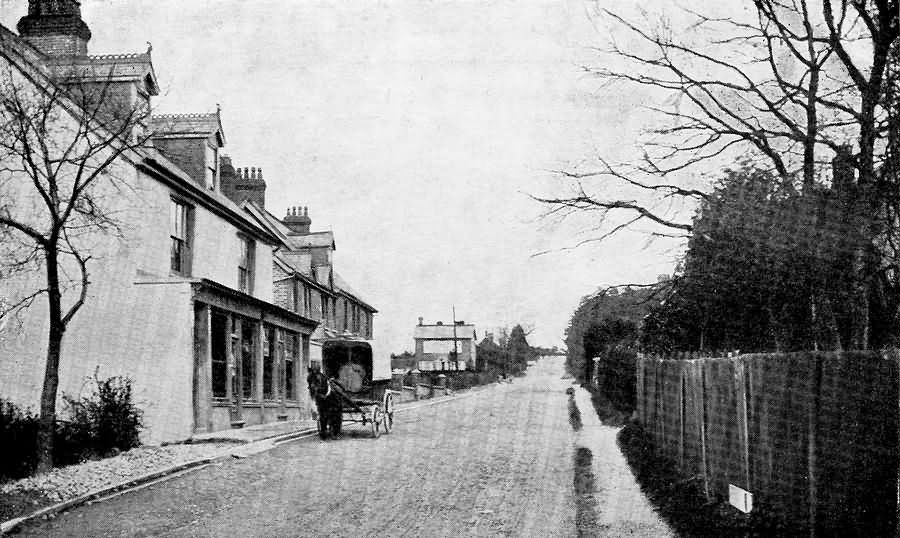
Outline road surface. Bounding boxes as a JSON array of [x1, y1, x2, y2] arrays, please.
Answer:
[[14, 357, 671, 537]]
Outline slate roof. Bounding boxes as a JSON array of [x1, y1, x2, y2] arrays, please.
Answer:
[[46, 52, 159, 95], [150, 111, 225, 145], [287, 231, 335, 250], [242, 203, 336, 251]]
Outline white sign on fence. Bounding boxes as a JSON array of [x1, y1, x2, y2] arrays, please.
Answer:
[[728, 484, 753, 513]]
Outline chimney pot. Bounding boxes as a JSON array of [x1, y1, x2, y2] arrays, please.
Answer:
[[418, 317, 424, 326], [258, 167, 263, 178]]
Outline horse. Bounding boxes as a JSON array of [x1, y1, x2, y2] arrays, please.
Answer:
[[307, 368, 343, 439]]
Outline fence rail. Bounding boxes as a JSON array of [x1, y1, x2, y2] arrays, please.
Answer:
[[636, 351, 899, 534]]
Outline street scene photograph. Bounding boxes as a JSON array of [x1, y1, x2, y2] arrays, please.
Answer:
[[0, 0, 898, 536]]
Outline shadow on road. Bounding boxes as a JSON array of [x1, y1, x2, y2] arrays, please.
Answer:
[[567, 391, 583, 431], [572, 447, 598, 538]]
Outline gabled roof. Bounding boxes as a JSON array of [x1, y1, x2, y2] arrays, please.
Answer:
[[272, 252, 333, 294], [150, 110, 225, 146], [333, 271, 377, 313], [241, 203, 336, 251], [287, 231, 335, 250], [242, 201, 292, 246], [46, 52, 159, 95]]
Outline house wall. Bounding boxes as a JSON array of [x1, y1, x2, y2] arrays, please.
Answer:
[[0, 53, 279, 443], [0, 183, 197, 444], [414, 338, 475, 370], [126, 173, 275, 304]]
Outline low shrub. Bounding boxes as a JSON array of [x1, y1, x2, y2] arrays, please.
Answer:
[[0, 399, 39, 480], [594, 347, 637, 413], [58, 375, 143, 462], [0, 375, 144, 480]]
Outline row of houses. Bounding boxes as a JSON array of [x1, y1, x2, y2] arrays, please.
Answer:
[[0, 0, 376, 443]]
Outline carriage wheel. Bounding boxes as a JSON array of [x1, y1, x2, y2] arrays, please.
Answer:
[[382, 392, 394, 434], [370, 406, 383, 438]]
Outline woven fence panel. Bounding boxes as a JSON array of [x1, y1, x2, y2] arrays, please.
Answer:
[[659, 360, 683, 461], [681, 361, 705, 477], [636, 351, 899, 533], [702, 358, 743, 498], [745, 353, 815, 524], [814, 352, 898, 534]]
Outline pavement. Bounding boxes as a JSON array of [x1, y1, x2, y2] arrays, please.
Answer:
[[187, 418, 319, 445], [573, 386, 674, 536]]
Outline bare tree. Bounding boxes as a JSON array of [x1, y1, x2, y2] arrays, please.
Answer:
[[0, 59, 152, 472], [537, 0, 898, 349]]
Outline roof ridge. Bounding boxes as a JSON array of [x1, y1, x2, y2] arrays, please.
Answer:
[[87, 52, 149, 61], [152, 112, 217, 119]]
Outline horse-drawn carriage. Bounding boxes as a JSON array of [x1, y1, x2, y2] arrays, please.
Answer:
[[307, 337, 395, 439]]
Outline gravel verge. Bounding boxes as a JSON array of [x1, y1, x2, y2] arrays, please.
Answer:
[[0, 443, 233, 522]]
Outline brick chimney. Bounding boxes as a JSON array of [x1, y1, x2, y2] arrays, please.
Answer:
[[219, 158, 267, 208], [283, 206, 312, 234], [18, 0, 91, 57]]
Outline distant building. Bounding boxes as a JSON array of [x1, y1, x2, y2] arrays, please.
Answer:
[[413, 318, 477, 371]]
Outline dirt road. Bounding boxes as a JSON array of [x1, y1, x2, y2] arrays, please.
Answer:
[[14, 357, 670, 537]]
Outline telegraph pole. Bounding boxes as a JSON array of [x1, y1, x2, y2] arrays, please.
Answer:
[[451, 305, 459, 370]]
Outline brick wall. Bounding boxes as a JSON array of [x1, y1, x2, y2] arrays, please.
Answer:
[[273, 279, 293, 312], [153, 137, 205, 186], [22, 33, 87, 56]]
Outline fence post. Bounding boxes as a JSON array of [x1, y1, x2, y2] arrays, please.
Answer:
[[734, 357, 750, 490], [679, 367, 685, 470], [698, 359, 710, 500], [808, 354, 824, 537], [636, 356, 644, 425]]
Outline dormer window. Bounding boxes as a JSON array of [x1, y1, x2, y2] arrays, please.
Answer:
[[205, 143, 218, 191]]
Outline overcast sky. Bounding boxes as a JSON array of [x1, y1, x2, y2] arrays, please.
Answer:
[[0, 0, 688, 352]]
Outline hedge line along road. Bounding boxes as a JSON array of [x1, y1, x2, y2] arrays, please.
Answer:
[[14, 357, 664, 537]]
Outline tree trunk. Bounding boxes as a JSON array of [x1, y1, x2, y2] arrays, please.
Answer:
[[36, 246, 64, 474]]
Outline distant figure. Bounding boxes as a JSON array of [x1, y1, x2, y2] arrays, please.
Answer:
[[307, 369, 343, 440]]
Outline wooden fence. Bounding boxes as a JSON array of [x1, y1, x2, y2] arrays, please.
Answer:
[[636, 351, 899, 534]]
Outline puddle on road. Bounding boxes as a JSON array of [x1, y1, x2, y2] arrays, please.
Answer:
[[568, 390, 600, 537], [573, 446, 599, 537], [567, 392, 583, 431]]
